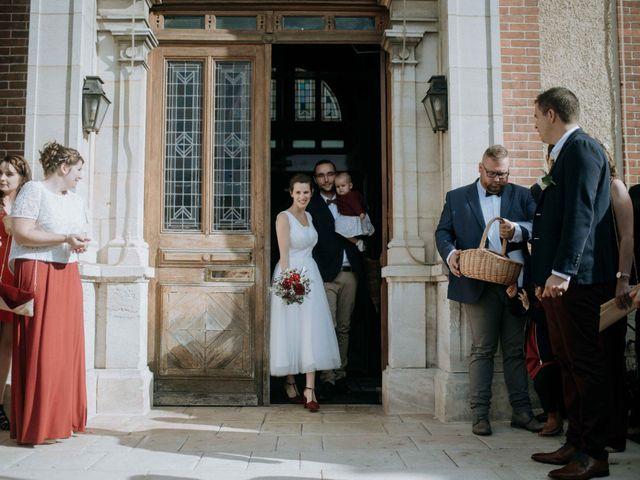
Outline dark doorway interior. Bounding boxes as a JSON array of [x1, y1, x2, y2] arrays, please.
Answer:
[[269, 44, 383, 404]]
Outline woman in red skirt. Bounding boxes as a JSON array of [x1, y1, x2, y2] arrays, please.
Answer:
[[0, 155, 32, 431], [9, 141, 90, 445]]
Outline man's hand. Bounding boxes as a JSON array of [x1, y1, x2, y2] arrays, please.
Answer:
[[542, 274, 570, 298], [448, 250, 462, 277], [615, 277, 633, 310], [499, 218, 516, 240]]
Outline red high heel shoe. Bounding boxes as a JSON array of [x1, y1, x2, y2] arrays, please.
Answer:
[[285, 382, 304, 404], [303, 387, 320, 412]]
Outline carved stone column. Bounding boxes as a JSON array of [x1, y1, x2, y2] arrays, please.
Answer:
[[380, 0, 438, 414], [87, 0, 157, 414]]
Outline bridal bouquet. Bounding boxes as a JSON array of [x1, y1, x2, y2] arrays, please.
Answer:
[[272, 268, 311, 305]]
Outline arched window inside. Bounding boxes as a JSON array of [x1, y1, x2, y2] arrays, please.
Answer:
[[321, 81, 342, 121]]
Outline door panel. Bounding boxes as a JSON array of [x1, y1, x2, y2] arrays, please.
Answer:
[[146, 45, 269, 405], [160, 284, 253, 377]]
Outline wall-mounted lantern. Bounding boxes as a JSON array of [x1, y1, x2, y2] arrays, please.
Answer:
[[421, 75, 448, 133], [82, 76, 111, 134]]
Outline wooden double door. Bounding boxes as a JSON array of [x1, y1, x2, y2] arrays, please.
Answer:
[[146, 45, 270, 405]]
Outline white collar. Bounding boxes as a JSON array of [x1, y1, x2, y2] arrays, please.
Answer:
[[550, 125, 580, 160]]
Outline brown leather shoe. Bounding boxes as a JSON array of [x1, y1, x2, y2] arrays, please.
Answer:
[[532, 444, 579, 465], [548, 453, 609, 479]]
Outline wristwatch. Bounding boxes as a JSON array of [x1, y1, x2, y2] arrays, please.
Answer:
[[616, 271, 630, 279]]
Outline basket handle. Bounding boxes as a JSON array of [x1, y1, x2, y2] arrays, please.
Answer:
[[478, 216, 508, 256]]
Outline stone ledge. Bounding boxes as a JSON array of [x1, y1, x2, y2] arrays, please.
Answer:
[[382, 263, 448, 282], [80, 263, 155, 283]]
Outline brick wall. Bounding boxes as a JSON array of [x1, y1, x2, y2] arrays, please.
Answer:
[[0, 0, 29, 158], [499, 0, 543, 187], [619, 1, 640, 186]]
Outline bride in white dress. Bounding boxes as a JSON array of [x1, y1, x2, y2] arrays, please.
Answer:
[[270, 173, 340, 411]]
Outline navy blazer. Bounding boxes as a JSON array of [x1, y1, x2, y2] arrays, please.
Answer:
[[531, 128, 616, 286], [306, 191, 363, 282], [435, 181, 536, 304]]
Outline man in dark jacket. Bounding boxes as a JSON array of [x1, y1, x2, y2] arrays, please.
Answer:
[[530, 87, 616, 480], [435, 145, 541, 436], [306, 160, 363, 399]]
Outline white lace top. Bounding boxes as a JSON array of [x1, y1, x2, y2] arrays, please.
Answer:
[[9, 181, 87, 271]]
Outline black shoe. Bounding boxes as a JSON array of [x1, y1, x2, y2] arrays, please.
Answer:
[[334, 377, 348, 394], [472, 415, 492, 436], [318, 382, 334, 401]]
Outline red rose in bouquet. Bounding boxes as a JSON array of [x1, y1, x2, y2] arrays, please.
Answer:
[[272, 268, 311, 305]]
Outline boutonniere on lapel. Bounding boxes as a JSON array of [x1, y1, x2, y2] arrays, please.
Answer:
[[536, 169, 556, 191]]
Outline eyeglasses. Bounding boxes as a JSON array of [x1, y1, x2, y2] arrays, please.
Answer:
[[314, 171, 336, 180], [481, 164, 509, 179]]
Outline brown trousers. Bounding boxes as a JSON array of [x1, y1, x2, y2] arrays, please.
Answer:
[[320, 271, 357, 384], [542, 282, 615, 460]]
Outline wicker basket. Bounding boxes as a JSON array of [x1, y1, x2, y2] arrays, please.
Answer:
[[458, 217, 523, 286]]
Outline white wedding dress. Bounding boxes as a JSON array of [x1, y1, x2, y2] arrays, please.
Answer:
[[269, 211, 341, 376]]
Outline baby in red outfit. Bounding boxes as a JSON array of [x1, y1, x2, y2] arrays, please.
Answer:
[[334, 172, 374, 251]]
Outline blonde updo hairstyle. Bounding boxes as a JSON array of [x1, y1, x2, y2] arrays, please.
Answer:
[[0, 155, 32, 207], [39, 141, 84, 177]]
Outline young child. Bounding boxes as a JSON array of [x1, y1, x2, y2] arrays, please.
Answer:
[[506, 283, 565, 436], [334, 172, 374, 252]]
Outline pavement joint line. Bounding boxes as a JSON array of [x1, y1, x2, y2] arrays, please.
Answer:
[[443, 448, 460, 467], [395, 449, 408, 469]]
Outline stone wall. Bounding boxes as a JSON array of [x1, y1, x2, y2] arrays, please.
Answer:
[[499, 0, 638, 188], [0, 0, 29, 157]]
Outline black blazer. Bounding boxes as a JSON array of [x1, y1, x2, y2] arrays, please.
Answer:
[[306, 191, 363, 282], [435, 180, 536, 304], [531, 128, 616, 286]]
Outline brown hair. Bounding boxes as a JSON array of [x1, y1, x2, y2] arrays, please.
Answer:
[[335, 172, 352, 184], [39, 141, 84, 176], [483, 144, 509, 161], [313, 159, 336, 175], [0, 155, 33, 208], [535, 87, 580, 124], [288, 173, 313, 192], [598, 141, 617, 178]]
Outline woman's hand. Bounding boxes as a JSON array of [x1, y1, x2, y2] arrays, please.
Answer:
[[66, 234, 90, 254], [614, 277, 633, 310]]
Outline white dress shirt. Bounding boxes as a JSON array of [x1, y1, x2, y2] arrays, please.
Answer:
[[475, 182, 525, 286], [321, 192, 350, 267]]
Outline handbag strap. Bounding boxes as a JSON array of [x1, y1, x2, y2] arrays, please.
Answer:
[[611, 191, 639, 281]]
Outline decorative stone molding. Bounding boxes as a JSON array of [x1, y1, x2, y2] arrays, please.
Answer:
[[97, 0, 158, 70], [382, 0, 438, 63]]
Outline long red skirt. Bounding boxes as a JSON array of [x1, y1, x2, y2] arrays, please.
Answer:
[[10, 259, 86, 444]]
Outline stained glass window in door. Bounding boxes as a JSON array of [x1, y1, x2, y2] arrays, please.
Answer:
[[213, 62, 252, 231], [295, 79, 315, 121], [321, 81, 342, 121], [164, 61, 203, 231]]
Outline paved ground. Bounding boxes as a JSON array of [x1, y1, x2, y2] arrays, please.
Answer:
[[0, 405, 638, 479]]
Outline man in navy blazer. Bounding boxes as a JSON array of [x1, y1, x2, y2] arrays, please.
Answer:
[[435, 145, 540, 436], [529, 87, 616, 480], [306, 160, 363, 399]]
